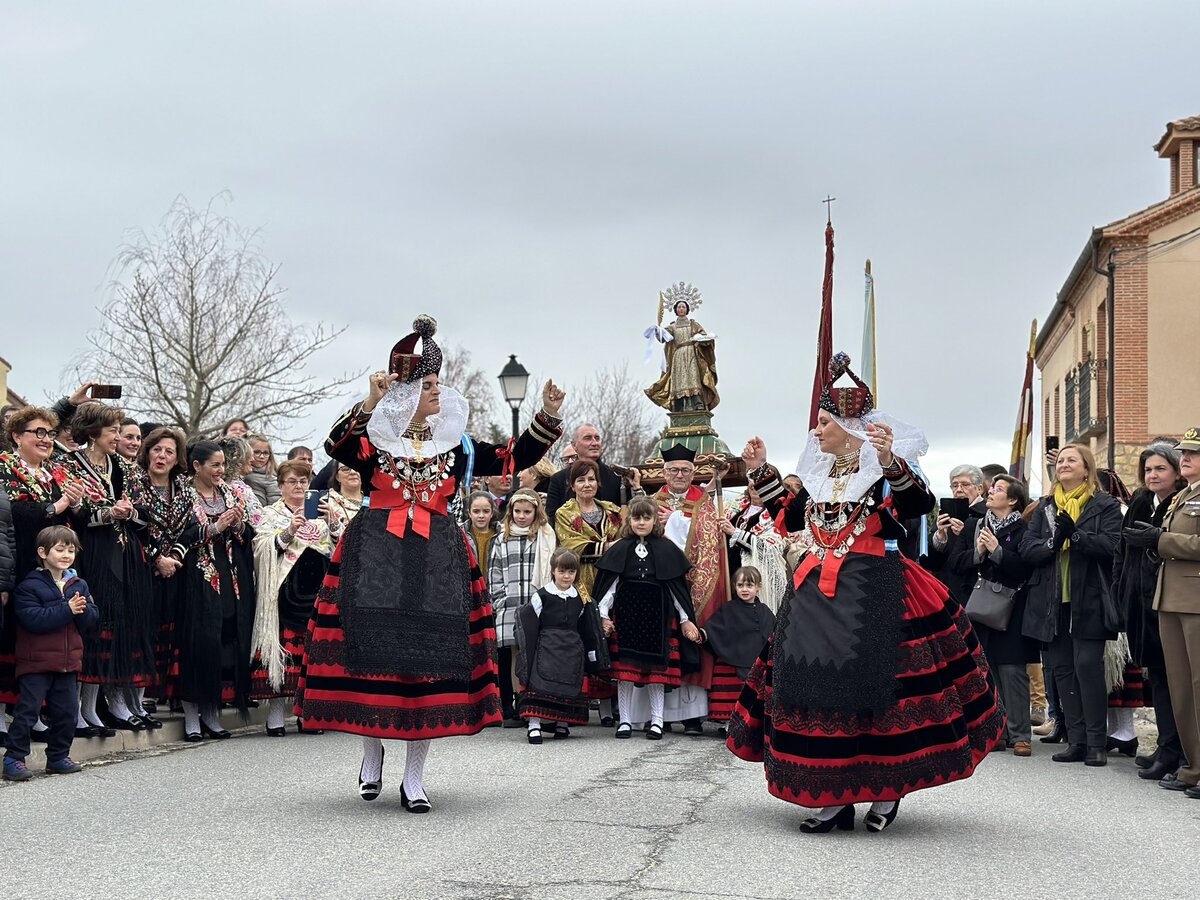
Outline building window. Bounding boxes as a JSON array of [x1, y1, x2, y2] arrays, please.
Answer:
[[1054, 385, 1061, 437], [1065, 371, 1077, 440]]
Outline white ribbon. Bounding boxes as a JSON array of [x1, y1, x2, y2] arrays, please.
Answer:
[[642, 325, 672, 373]]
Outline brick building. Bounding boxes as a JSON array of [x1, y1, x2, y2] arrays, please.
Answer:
[[1036, 116, 1200, 484], [1, 355, 27, 412]]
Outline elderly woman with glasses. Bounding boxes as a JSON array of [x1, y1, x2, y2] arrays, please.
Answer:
[[251, 460, 341, 736], [0, 408, 88, 736]]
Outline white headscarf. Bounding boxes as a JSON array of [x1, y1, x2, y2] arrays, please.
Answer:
[[366, 380, 471, 457], [793, 409, 929, 504]]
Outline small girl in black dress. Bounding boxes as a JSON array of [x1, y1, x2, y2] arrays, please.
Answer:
[[514, 548, 608, 744], [593, 496, 700, 741]]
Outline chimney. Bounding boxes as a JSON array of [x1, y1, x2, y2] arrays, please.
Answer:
[[1156, 116, 1200, 196]]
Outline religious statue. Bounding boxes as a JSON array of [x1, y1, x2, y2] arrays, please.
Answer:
[[645, 282, 719, 413]]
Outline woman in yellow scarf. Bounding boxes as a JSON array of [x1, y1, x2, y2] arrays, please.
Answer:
[[1020, 443, 1124, 766]]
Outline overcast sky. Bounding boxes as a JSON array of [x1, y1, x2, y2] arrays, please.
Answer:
[[1, 1, 1193, 493]]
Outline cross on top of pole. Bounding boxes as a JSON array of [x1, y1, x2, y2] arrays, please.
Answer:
[[823, 195, 836, 224]]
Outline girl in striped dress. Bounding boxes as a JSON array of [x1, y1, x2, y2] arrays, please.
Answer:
[[488, 487, 556, 727]]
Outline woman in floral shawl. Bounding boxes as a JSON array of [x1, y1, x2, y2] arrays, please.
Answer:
[[173, 440, 256, 740], [0, 407, 85, 733], [250, 460, 342, 736], [64, 402, 157, 732], [126, 427, 197, 707]]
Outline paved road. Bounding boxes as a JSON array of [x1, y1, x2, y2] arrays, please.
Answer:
[[2, 722, 1197, 899]]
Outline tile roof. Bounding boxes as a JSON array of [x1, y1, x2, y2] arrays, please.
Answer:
[[1155, 116, 1200, 153]]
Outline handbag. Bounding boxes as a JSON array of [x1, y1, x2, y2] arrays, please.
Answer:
[[965, 577, 1017, 631]]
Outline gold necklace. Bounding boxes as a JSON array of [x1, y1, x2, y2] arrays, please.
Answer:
[[404, 421, 433, 462], [830, 451, 860, 503]]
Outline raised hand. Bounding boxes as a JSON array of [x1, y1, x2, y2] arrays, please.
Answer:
[[365, 370, 398, 412], [541, 379, 566, 417], [288, 510, 307, 537], [866, 422, 894, 468], [742, 437, 767, 469], [69, 383, 97, 406]]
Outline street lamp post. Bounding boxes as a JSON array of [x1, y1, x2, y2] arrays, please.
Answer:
[[498, 354, 530, 442]]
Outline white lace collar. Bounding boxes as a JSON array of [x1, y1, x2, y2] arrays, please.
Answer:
[[793, 410, 928, 504], [367, 381, 470, 457], [541, 582, 579, 599]]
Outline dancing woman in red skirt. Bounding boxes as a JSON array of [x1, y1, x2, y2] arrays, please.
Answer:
[[296, 317, 563, 812], [728, 353, 1003, 833]]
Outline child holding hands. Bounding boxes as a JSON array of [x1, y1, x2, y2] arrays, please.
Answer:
[[3, 526, 98, 781], [592, 497, 701, 740]]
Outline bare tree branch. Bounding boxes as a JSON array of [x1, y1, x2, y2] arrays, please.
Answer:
[[440, 344, 502, 440], [72, 195, 364, 439], [517, 364, 665, 465]]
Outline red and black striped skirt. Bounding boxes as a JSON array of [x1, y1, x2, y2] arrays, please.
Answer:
[[1108, 662, 1151, 708], [295, 530, 502, 739], [603, 628, 684, 687], [250, 627, 306, 700], [518, 689, 590, 725], [726, 556, 1003, 807], [706, 659, 744, 723]]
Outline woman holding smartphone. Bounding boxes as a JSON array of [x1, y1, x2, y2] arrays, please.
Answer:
[[250, 460, 341, 736]]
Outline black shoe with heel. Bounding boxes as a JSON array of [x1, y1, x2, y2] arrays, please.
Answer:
[[799, 805, 855, 834], [1139, 760, 1174, 781], [400, 785, 432, 814], [199, 721, 231, 740], [359, 747, 383, 801], [1039, 720, 1066, 744], [1107, 736, 1138, 757], [864, 800, 901, 833]]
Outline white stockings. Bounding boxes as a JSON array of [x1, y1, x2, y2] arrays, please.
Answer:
[[267, 698, 289, 730], [647, 684, 665, 727], [404, 739, 431, 801], [358, 737, 431, 800], [360, 737, 384, 782], [79, 683, 102, 727], [1108, 707, 1135, 741]]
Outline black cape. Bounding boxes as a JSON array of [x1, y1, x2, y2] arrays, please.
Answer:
[[592, 536, 701, 675], [703, 600, 776, 678]]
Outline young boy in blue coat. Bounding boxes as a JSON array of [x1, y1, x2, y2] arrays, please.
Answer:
[[3, 526, 98, 781]]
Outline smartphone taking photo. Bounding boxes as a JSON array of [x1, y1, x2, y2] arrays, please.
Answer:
[[304, 490, 325, 519]]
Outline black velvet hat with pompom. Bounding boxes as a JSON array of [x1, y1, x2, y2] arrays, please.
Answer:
[[819, 352, 874, 419], [389, 315, 442, 383]]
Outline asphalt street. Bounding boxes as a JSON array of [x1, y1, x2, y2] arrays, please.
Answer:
[[2, 722, 1197, 899]]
